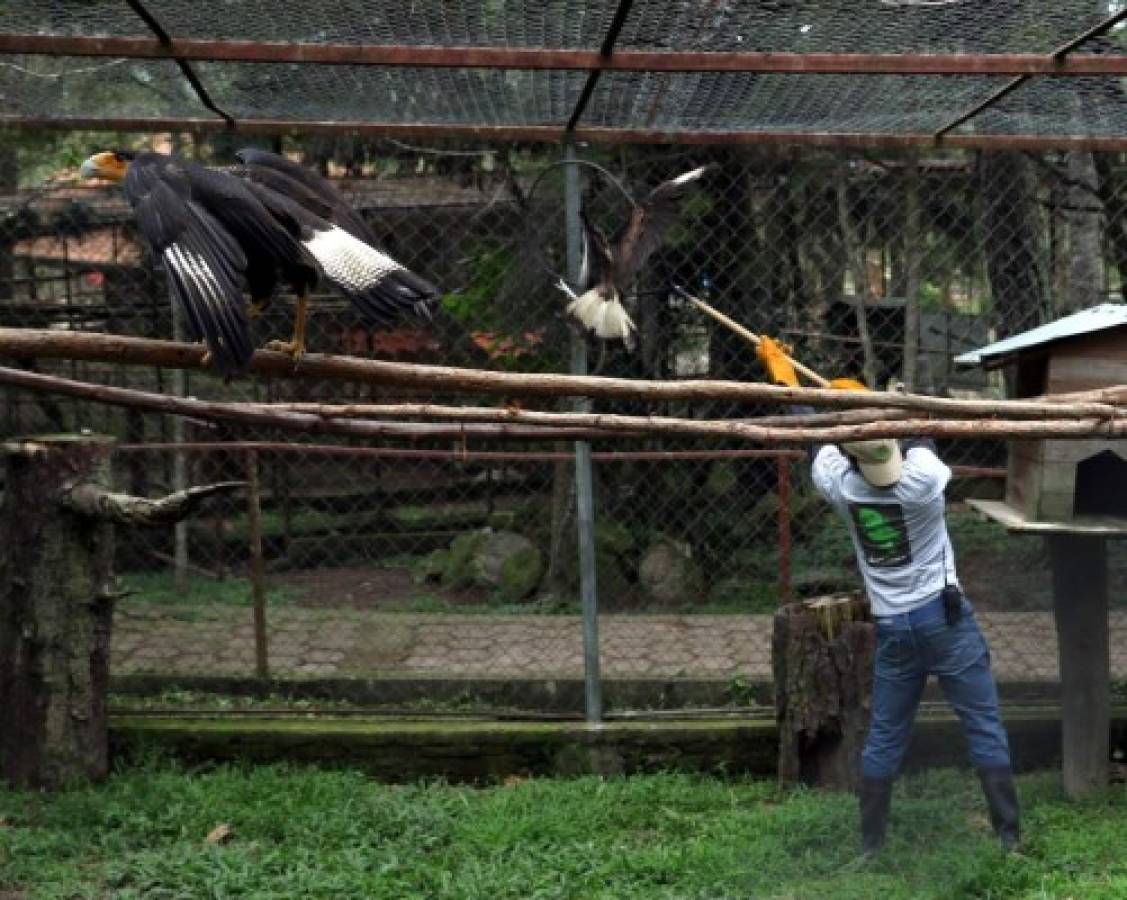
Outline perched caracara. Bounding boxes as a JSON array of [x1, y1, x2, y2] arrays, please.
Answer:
[[80, 149, 439, 373], [562, 165, 713, 348]]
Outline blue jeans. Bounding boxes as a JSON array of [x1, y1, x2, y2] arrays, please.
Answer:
[[862, 594, 1012, 780]]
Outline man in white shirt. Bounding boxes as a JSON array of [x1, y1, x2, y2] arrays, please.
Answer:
[[758, 338, 1019, 856]]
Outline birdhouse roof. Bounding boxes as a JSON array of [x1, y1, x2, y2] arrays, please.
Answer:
[[954, 304, 1127, 368]]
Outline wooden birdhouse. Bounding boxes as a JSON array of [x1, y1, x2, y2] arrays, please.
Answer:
[[955, 304, 1127, 530]]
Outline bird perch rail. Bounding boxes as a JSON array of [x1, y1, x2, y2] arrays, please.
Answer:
[[0, 330, 1124, 443], [1, 328, 1125, 418]]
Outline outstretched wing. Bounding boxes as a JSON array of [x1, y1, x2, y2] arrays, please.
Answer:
[[124, 155, 254, 375], [235, 148, 440, 326], [611, 164, 713, 293]]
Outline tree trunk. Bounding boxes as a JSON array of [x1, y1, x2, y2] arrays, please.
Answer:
[[978, 151, 1047, 339], [0, 436, 117, 788], [901, 152, 921, 391], [835, 170, 879, 389], [773, 594, 875, 790], [1065, 151, 1105, 314]]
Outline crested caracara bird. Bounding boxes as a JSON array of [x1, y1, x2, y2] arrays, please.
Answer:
[[80, 148, 439, 373], [562, 164, 713, 349]]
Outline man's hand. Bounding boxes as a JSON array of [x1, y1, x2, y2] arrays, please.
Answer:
[[756, 337, 800, 387]]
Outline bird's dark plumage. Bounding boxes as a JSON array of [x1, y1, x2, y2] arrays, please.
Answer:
[[81, 147, 441, 371], [234, 149, 439, 327], [566, 164, 714, 347]]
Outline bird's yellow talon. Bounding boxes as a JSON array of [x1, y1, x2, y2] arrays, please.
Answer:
[[266, 340, 305, 364]]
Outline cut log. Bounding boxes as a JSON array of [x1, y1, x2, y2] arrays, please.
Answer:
[[0, 435, 118, 788], [0, 434, 243, 789], [773, 593, 875, 790]]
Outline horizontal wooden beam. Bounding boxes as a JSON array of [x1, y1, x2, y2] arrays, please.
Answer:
[[0, 361, 1123, 444], [4, 34, 1127, 75], [0, 329, 1123, 419]]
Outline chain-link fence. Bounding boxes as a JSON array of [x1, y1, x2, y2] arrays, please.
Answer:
[[1, 135, 1125, 708]]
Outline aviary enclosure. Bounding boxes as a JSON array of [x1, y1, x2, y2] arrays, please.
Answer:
[[0, 1, 1125, 792]]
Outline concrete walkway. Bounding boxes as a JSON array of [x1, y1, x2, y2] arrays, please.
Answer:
[[111, 604, 1127, 683]]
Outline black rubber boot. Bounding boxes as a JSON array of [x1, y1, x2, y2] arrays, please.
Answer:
[[859, 776, 894, 857], [978, 766, 1020, 851]]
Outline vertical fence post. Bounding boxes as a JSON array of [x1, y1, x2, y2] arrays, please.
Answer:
[[245, 449, 269, 679], [777, 453, 792, 604], [169, 303, 189, 593], [563, 139, 603, 723]]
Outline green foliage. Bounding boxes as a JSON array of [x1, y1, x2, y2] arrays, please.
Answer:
[[440, 239, 513, 332], [2, 765, 1125, 898]]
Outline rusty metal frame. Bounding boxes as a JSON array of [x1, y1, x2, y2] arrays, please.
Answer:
[[933, 6, 1127, 140], [6, 115, 1126, 151], [3, 34, 1127, 76], [2, 3, 1126, 149]]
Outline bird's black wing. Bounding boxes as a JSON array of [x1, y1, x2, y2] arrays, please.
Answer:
[[234, 149, 440, 327], [123, 155, 254, 374], [234, 148, 377, 244], [183, 161, 317, 301], [611, 165, 713, 293]]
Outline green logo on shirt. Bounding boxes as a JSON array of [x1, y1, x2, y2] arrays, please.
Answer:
[[849, 502, 912, 567]]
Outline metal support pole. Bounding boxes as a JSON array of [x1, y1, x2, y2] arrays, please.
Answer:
[[563, 138, 602, 722]]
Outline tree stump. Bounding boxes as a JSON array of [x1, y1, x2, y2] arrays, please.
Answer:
[[0, 436, 117, 788], [0, 435, 243, 789], [773, 593, 875, 790]]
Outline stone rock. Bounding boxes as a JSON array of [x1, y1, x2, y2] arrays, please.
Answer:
[[442, 528, 544, 601], [638, 538, 705, 606]]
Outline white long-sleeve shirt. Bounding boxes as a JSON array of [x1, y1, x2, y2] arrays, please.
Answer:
[[811, 444, 958, 616]]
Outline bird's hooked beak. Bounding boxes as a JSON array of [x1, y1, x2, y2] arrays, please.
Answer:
[[80, 151, 129, 182]]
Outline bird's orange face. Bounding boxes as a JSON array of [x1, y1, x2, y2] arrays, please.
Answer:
[[79, 150, 131, 182]]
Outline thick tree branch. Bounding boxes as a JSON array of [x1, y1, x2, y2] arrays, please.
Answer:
[[60, 481, 246, 526], [0, 329, 1123, 417]]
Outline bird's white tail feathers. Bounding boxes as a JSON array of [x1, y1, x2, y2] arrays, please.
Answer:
[[557, 280, 636, 348], [566, 287, 636, 344]]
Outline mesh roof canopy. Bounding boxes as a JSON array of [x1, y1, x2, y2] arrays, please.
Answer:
[[1, 0, 1125, 147]]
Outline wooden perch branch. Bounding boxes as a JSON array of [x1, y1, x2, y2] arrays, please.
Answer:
[[0, 366, 635, 442], [1, 328, 1124, 418], [60, 481, 246, 526], [0, 364, 1123, 445]]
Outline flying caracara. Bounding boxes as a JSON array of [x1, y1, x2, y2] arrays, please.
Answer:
[[561, 164, 713, 348], [80, 148, 439, 373]]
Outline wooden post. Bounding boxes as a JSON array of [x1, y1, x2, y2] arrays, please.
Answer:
[[245, 449, 269, 679], [1049, 534, 1109, 798], [0, 435, 244, 789], [773, 594, 875, 790], [0, 436, 117, 788]]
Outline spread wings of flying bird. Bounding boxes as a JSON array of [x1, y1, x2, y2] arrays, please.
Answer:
[[564, 164, 714, 349], [80, 148, 440, 373]]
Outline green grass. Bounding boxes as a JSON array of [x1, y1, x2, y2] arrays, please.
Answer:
[[1, 763, 1124, 898], [119, 572, 299, 608]]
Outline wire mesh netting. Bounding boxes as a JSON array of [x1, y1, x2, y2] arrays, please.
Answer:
[[1, 134, 1126, 708], [1, 1, 1125, 140]]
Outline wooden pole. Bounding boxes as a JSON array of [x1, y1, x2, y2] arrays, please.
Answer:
[[0, 365, 1123, 444], [245, 450, 269, 680], [1, 329, 1123, 417], [1049, 534, 1110, 798], [672, 286, 832, 387]]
